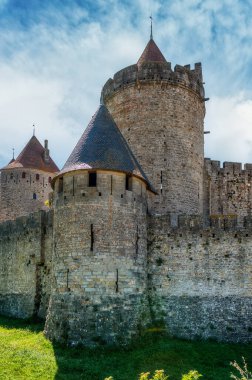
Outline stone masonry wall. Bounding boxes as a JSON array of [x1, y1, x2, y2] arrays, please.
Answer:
[[103, 62, 205, 216], [45, 170, 151, 346], [0, 210, 53, 319], [148, 214, 252, 342], [0, 168, 55, 223], [204, 159, 252, 226]]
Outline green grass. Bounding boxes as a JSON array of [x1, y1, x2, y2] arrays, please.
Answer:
[[0, 315, 251, 380]]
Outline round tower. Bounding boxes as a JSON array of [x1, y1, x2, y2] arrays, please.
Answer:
[[102, 36, 206, 216], [45, 105, 154, 346], [0, 136, 59, 222]]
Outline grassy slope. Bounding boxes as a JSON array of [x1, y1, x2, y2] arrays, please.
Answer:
[[0, 316, 251, 380]]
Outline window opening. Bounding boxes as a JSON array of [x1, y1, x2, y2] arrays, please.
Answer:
[[22, 172, 26, 179], [58, 177, 63, 193], [126, 174, 132, 191], [160, 171, 163, 194], [89, 172, 97, 187], [33, 193, 37, 200], [36, 174, 40, 181], [115, 269, 119, 293]]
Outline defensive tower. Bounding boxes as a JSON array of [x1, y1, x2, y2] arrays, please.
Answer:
[[0, 135, 59, 222], [102, 35, 206, 216], [45, 105, 154, 345]]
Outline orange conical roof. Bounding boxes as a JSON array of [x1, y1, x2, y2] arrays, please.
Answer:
[[137, 38, 166, 67], [2, 136, 59, 173]]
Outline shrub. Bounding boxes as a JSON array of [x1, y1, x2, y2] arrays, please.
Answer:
[[230, 357, 252, 380]]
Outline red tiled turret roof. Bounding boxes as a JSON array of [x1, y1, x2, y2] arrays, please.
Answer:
[[2, 136, 59, 173], [137, 38, 166, 67]]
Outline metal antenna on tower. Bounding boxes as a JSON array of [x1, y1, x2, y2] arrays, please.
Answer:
[[150, 15, 153, 39]]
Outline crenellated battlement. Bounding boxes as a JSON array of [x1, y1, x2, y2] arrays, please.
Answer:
[[148, 213, 252, 235], [102, 61, 205, 101], [205, 158, 252, 176]]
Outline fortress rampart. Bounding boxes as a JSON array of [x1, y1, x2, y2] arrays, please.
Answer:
[[0, 207, 251, 344], [148, 214, 252, 343], [204, 159, 252, 226], [0, 37, 251, 346], [0, 210, 53, 319]]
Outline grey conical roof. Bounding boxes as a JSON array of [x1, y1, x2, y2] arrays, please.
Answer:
[[58, 105, 154, 192]]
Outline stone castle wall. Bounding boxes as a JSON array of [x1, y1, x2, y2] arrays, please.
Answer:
[[0, 210, 53, 319], [204, 159, 252, 226], [44, 170, 151, 346], [0, 168, 54, 223], [0, 205, 251, 344], [102, 62, 205, 216], [148, 214, 252, 342]]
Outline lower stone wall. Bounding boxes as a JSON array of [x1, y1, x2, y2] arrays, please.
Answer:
[[148, 215, 252, 343], [0, 210, 53, 319]]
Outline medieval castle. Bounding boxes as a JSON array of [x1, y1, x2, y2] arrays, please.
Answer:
[[0, 34, 251, 346]]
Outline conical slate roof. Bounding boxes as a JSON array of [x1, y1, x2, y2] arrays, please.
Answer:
[[137, 38, 166, 67], [2, 136, 59, 173], [59, 105, 154, 192]]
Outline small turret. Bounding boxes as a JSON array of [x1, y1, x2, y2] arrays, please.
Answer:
[[0, 135, 59, 222]]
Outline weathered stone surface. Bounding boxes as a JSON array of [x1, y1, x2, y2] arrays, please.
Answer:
[[44, 171, 150, 345], [0, 168, 55, 223], [147, 215, 252, 342], [0, 211, 53, 319], [102, 62, 205, 216]]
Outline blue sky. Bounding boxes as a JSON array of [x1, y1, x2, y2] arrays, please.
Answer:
[[1, 0, 252, 168]]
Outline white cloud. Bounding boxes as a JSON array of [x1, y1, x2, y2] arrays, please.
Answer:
[[205, 94, 252, 165], [0, 0, 252, 169]]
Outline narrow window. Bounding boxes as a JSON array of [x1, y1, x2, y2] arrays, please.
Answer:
[[36, 174, 40, 181], [115, 269, 119, 293], [135, 225, 139, 256], [48, 177, 52, 184], [160, 171, 163, 194], [90, 224, 94, 251], [22, 172, 26, 179], [33, 193, 37, 200], [89, 172, 97, 187], [58, 177, 63, 193], [125, 174, 132, 191], [10, 173, 13, 179], [66, 269, 70, 291]]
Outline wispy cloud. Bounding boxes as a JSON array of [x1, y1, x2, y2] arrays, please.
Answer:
[[0, 0, 252, 168]]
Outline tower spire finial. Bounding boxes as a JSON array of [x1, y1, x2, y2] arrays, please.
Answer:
[[12, 147, 15, 160], [33, 124, 35, 136], [150, 15, 153, 39]]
